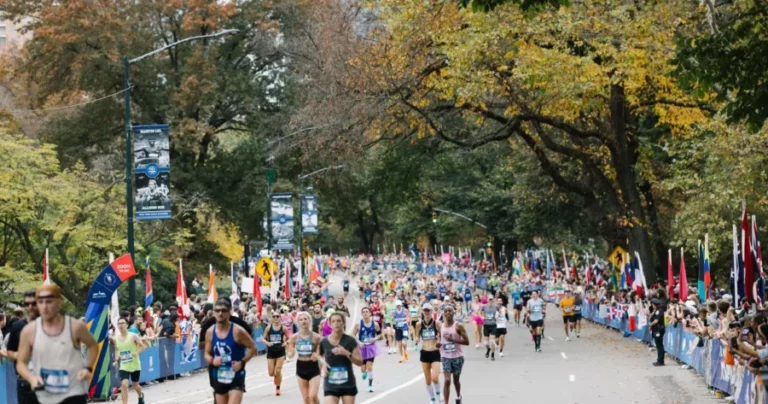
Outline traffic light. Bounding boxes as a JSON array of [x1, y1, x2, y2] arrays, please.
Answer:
[[487, 236, 493, 247], [432, 212, 438, 223]]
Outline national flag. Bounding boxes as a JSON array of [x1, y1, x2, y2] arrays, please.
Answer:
[[627, 303, 637, 332], [144, 257, 153, 309], [207, 264, 218, 303], [742, 202, 754, 301], [546, 249, 552, 279], [679, 248, 688, 302], [698, 239, 705, 302], [611, 260, 618, 291], [253, 265, 262, 322], [42, 248, 51, 285], [176, 259, 189, 319], [667, 249, 674, 299], [752, 216, 764, 303], [284, 260, 292, 299], [633, 251, 648, 297], [731, 224, 744, 306], [704, 234, 711, 299], [230, 261, 238, 295], [624, 252, 634, 288], [562, 249, 569, 279]]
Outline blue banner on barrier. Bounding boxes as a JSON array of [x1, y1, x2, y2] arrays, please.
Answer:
[[139, 345, 161, 383], [1, 359, 9, 404], [253, 327, 266, 352], [158, 338, 176, 378]]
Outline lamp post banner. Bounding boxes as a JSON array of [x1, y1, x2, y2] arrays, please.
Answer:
[[134, 124, 171, 220], [271, 193, 295, 250], [302, 194, 318, 234]]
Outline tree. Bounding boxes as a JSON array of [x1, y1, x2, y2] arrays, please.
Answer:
[[290, 0, 717, 281]]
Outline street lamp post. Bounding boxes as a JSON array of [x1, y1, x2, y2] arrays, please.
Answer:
[[124, 29, 238, 307], [297, 165, 344, 280]]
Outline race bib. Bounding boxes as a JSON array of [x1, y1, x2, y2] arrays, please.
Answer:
[[40, 368, 69, 394], [219, 354, 232, 364], [443, 343, 456, 353], [120, 350, 133, 363], [403, 329, 409, 337], [396, 319, 407, 328], [532, 305, 542, 313], [373, 314, 381, 322], [362, 335, 375, 345], [217, 366, 235, 384], [575, 305, 582, 311], [328, 366, 348, 385], [297, 341, 313, 357], [270, 334, 282, 344], [422, 329, 436, 340], [485, 312, 494, 319]]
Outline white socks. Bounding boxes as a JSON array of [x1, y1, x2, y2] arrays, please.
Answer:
[[433, 382, 440, 396], [426, 384, 435, 400]]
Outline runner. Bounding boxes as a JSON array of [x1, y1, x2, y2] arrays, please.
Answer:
[[415, 303, 441, 403], [482, 298, 498, 361], [312, 304, 325, 334], [393, 300, 411, 363], [439, 305, 469, 404], [111, 318, 146, 404], [559, 290, 576, 341], [511, 286, 523, 326], [383, 293, 397, 354], [1, 289, 40, 404], [350, 307, 380, 393], [287, 311, 322, 404], [408, 298, 420, 351], [15, 284, 99, 404], [470, 295, 483, 348], [526, 290, 546, 352], [204, 299, 257, 404], [262, 311, 289, 396], [343, 276, 351, 299], [320, 312, 364, 404], [573, 290, 583, 338], [494, 297, 508, 357]]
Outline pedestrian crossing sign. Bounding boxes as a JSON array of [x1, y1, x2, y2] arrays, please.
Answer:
[[607, 246, 627, 268]]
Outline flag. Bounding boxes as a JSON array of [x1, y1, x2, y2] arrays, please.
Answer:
[[742, 202, 755, 301], [109, 253, 119, 331], [284, 260, 291, 299], [633, 251, 648, 297], [679, 248, 688, 302], [732, 224, 743, 306], [624, 252, 634, 288], [627, 303, 637, 332], [698, 240, 705, 302], [611, 260, 618, 291], [145, 257, 153, 309], [207, 264, 218, 303], [704, 234, 711, 299], [230, 261, 238, 295], [176, 259, 189, 319], [562, 249, 569, 279], [42, 248, 51, 285], [253, 265, 262, 322], [546, 249, 552, 279], [667, 249, 674, 299], [752, 216, 764, 303]]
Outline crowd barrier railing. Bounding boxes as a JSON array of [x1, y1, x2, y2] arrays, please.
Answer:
[[580, 302, 767, 404], [0, 327, 268, 404]]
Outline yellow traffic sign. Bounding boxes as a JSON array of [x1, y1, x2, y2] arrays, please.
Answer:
[[256, 257, 275, 286], [607, 246, 627, 268]]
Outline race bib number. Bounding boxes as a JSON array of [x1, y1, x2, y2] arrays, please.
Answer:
[[485, 312, 494, 320], [402, 329, 409, 337], [217, 366, 235, 384], [40, 368, 69, 394], [443, 343, 456, 353], [120, 350, 133, 363], [575, 305, 582, 311], [297, 341, 313, 357], [532, 305, 542, 313], [219, 354, 232, 364], [422, 329, 436, 340], [362, 336, 375, 344], [270, 334, 282, 344], [396, 320, 407, 328], [328, 366, 349, 385]]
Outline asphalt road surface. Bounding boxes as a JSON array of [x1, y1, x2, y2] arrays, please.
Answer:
[[137, 278, 720, 404]]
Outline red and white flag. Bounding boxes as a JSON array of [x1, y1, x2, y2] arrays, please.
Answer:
[[207, 264, 218, 303], [679, 248, 688, 301], [176, 259, 189, 319], [42, 248, 51, 285]]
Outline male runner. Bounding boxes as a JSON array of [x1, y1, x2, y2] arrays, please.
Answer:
[[16, 284, 98, 404], [205, 299, 256, 404], [494, 297, 508, 357], [526, 290, 546, 352], [573, 291, 583, 338], [482, 298, 498, 361], [439, 305, 469, 404], [511, 287, 523, 326], [111, 318, 146, 404], [559, 290, 576, 341], [393, 301, 411, 362], [1, 289, 40, 404], [383, 293, 397, 354]]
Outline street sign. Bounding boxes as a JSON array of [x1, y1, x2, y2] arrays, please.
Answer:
[[255, 257, 275, 286], [607, 246, 627, 268]]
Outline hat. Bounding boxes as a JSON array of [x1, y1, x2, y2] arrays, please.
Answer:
[[685, 300, 698, 314], [395, 300, 403, 306], [36, 284, 63, 300], [422, 303, 433, 311], [650, 298, 662, 305], [722, 294, 733, 303]]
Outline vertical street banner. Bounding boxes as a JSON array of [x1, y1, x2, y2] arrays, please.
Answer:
[[85, 254, 136, 399], [134, 124, 171, 220], [270, 193, 294, 250], [301, 194, 318, 234]]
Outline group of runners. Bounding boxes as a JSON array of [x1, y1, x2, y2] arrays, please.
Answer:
[[1, 256, 591, 404]]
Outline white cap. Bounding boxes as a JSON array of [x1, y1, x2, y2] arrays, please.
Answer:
[[395, 300, 403, 306], [422, 303, 433, 311]]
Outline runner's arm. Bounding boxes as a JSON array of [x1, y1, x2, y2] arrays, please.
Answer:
[[414, 322, 422, 344], [204, 328, 216, 365]]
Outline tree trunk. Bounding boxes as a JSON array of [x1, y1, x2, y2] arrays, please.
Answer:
[[610, 83, 657, 284], [357, 210, 370, 254]]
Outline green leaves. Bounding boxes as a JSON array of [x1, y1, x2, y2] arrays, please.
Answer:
[[458, 0, 569, 12]]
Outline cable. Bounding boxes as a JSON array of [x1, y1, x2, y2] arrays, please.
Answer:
[[7, 85, 133, 115]]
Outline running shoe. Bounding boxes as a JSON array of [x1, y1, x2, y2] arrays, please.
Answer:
[[369, 385, 374, 393], [405, 351, 409, 361], [138, 394, 145, 404], [362, 371, 368, 380]]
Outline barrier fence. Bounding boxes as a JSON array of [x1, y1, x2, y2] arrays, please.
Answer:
[[581, 302, 768, 404], [0, 328, 268, 404]]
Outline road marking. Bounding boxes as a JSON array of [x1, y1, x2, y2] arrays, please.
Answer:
[[546, 336, 554, 341], [569, 374, 575, 382], [360, 374, 425, 403], [349, 288, 360, 333], [561, 352, 567, 360]]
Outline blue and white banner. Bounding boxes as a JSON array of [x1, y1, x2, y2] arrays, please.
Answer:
[[271, 193, 294, 250], [134, 124, 171, 220], [301, 194, 318, 234]]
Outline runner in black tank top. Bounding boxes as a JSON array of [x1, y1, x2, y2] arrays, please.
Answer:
[[261, 313, 288, 396]]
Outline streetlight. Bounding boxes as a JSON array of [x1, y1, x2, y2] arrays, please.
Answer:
[[124, 29, 238, 306], [297, 164, 345, 278], [432, 208, 487, 229]]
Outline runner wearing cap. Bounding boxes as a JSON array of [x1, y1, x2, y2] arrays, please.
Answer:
[[415, 302, 442, 403], [393, 300, 411, 363], [350, 307, 381, 393]]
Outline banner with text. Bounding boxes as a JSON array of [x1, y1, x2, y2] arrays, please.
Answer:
[[270, 193, 294, 250], [134, 124, 171, 220], [301, 194, 318, 234]]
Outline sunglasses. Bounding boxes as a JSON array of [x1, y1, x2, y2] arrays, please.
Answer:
[[213, 309, 229, 313], [24, 301, 37, 307]]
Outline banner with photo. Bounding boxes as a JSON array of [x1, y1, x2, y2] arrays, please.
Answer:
[[301, 194, 318, 234], [134, 124, 171, 220], [270, 193, 294, 250]]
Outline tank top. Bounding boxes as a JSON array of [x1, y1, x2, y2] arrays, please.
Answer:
[[394, 309, 408, 330], [358, 320, 376, 345], [295, 333, 315, 359], [267, 325, 286, 354], [409, 306, 418, 319], [439, 322, 463, 359], [212, 323, 246, 384], [420, 320, 438, 341], [496, 309, 508, 329], [370, 304, 382, 324], [31, 316, 87, 404], [115, 333, 141, 372], [281, 314, 293, 330], [320, 334, 358, 393]]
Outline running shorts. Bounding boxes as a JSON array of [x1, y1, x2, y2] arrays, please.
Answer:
[[212, 374, 246, 396], [567, 316, 577, 323], [420, 350, 441, 364], [324, 387, 358, 397], [395, 328, 408, 341], [494, 328, 507, 337], [483, 324, 497, 337], [574, 313, 582, 321], [562, 316, 572, 324], [343, 286, 350, 292], [441, 356, 465, 376], [529, 320, 543, 328], [296, 360, 321, 381], [411, 320, 418, 329], [119, 370, 140, 383], [267, 348, 286, 359], [514, 304, 523, 311]]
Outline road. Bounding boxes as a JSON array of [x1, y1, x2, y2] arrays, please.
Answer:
[[136, 278, 719, 404]]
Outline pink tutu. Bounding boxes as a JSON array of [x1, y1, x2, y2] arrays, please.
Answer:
[[359, 343, 380, 360], [472, 315, 483, 325]]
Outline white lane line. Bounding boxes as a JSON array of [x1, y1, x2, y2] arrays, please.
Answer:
[[360, 374, 425, 404], [546, 336, 554, 341], [569, 374, 575, 382], [561, 352, 567, 360]]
